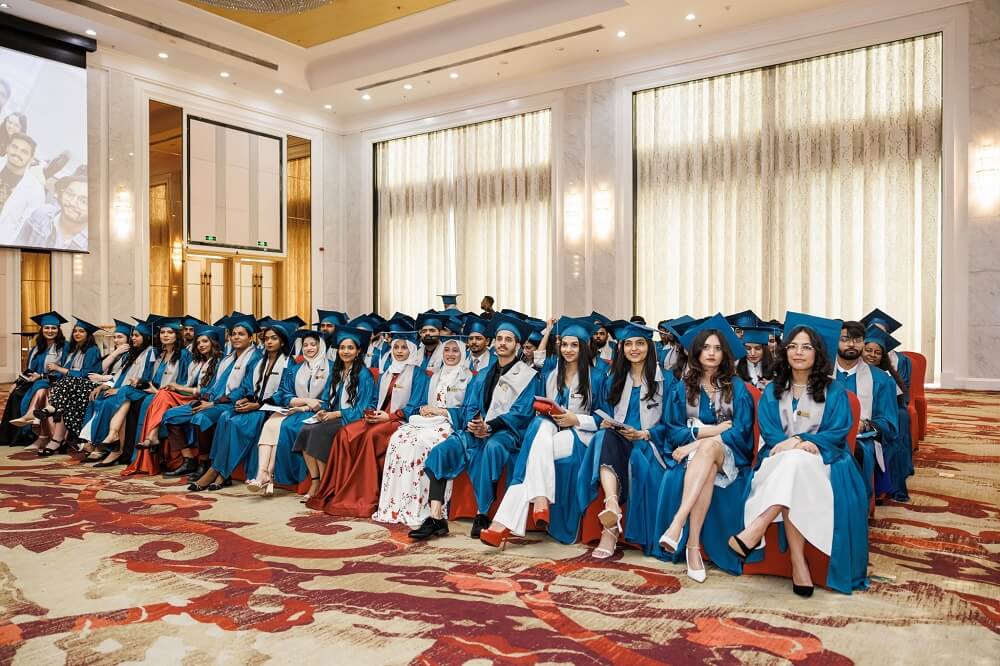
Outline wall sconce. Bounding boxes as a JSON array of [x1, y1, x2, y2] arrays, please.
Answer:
[[72, 253, 83, 277], [564, 190, 583, 243], [171, 240, 183, 270], [975, 144, 999, 212], [111, 187, 133, 241], [593, 184, 613, 241]]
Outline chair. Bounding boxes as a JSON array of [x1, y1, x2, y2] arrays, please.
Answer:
[[742, 390, 861, 589], [902, 352, 928, 443], [447, 471, 507, 520]]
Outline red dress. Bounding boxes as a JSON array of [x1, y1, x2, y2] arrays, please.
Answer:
[[308, 419, 401, 517], [121, 390, 195, 476]]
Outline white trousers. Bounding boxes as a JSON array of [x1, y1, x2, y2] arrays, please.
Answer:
[[493, 419, 576, 536]]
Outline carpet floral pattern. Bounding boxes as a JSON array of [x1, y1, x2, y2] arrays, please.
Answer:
[[0, 389, 997, 664]]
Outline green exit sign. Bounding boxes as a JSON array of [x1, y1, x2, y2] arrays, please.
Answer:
[[256, 241, 268, 247], [204, 235, 217, 241]]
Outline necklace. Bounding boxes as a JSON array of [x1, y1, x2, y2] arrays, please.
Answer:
[[791, 383, 807, 388]]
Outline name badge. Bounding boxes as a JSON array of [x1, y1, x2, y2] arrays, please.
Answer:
[[796, 410, 811, 418]]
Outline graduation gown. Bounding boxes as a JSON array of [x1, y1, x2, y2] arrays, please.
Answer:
[[0, 342, 62, 444], [834, 363, 898, 498]]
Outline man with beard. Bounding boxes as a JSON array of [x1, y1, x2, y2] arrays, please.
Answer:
[[590, 311, 615, 365], [0, 133, 45, 245], [463, 314, 494, 374], [415, 311, 445, 372], [833, 320, 898, 502], [179, 316, 205, 353]]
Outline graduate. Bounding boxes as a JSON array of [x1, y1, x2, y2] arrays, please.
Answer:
[[246, 329, 333, 495], [833, 320, 898, 499], [75, 319, 133, 457], [576, 321, 666, 559], [377, 315, 417, 373], [1, 311, 66, 447], [861, 308, 912, 392], [375, 337, 473, 529], [417, 312, 538, 540], [656, 316, 691, 373], [725, 309, 763, 339], [590, 311, 615, 365], [481, 316, 605, 548], [188, 321, 294, 491], [863, 326, 912, 502], [181, 315, 205, 354], [653, 315, 755, 582], [463, 314, 495, 374], [32, 316, 103, 455], [731, 312, 869, 595], [415, 311, 445, 372], [736, 326, 775, 389]]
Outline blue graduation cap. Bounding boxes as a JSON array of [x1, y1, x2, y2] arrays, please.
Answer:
[[442, 316, 465, 334], [30, 311, 67, 328], [462, 314, 491, 337], [489, 311, 533, 342], [386, 315, 416, 333], [112, 319, 134, 336], [154, 317, 183, 333], [864, 325, 901, 353], [440, 334, 469, 344], [665, 315, 703, 341], [282, 315, 307, 330], [608, 319, 657, 342], [741, 327, 772, 346], [182, 315, 206, 328], [227, 313, 258, 334], [782, 311, 843, 360], [367, 312, 388, 326], [679, 313, 747, 360], [193, 324, 225, 346], [526, 329, 544, 345], [334, 325, 372, 350], [131, 317, 153, 338], [349, 315, 382, 333], [726, 309, 762, 330], [439, 293, 461, 309], [590, 311, 613, 329], [260, 319, 296, 343], [500, 308, 530, 321], [213, 315, 230, 327], [72, 316, 101, 335], [416, 310, 446, 331], [316, 309, 349, 328], [389, 312, 416, 329], [861, 308, 902, 334], [556, 316, 596, 341], [388, 330, 419, 344]]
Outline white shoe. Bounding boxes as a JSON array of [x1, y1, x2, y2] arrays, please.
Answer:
[[686, 546, 706, 583], [659, 526, 681, 554]]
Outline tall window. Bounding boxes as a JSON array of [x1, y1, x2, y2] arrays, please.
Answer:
[[634, 34, 941, 370], [375, 109, 552, 316]]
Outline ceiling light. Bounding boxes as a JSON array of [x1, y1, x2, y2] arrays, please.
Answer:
[[685, 13, 696, 21], [324, 104, 332, 110], [220, 71, 230, 78], [449, 72, 459, 79], [616, 30, 626, 38], [274, 88, 283, 95], [0, 3, 9, 8], [362, 93, 371, 101], [403, 83, 413, 90], [158, 52, 168, 59], [85, 29, 97, 36]]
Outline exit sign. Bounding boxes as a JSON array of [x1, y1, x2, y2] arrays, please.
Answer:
[[256, 241, 268, 247], [204, 235, 217, 241]]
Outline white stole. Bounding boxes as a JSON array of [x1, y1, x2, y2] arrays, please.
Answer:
[[378, 364, 416, 412], [294, 358, 328, 399], [428, 366, 473, 408], [253, 353, 288, 401], [224, 348, 255, 393], [778, 386, 827, 436], [838, 361, 874, 420], [484, 361, 538, 421], [612, 366, 664, 430]]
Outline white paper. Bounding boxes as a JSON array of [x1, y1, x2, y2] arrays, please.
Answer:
[[259, 404, 288, 414], [594, 409, 627, 429], [873, 440, 886, 472], [302, 416, 318, 425]]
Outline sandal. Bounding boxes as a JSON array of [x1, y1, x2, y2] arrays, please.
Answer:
[[37, 440, 65, 457], [300, 475, 321, 503], [592, 527, 619, 560]]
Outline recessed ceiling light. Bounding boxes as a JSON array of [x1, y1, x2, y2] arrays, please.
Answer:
[[324, 104, 332, 110], [449, 72, 459, 79], [616, 30, 626, 38], [85, 29, 97, 36], [274, 88, 283, 95], [0, 3, 9, 8], [403, 83, 413, 90], [685, 13, 696, 21], [219, 71, 230, 78], [158, 52, 168, 59], [362, 93, 371, 101]]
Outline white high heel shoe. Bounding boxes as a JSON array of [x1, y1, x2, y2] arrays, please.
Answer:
[[686, 546, 707, 583], [659, 526, 681, 554]]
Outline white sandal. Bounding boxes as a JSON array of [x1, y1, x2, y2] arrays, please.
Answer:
[[592, 527, 619, 560]]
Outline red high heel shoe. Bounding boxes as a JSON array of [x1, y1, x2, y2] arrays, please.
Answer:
[[532, 505, 550, 529], [479, 526, 511, 550]]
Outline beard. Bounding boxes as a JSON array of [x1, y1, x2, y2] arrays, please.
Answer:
[[421, 335, 438, 346], [839, 348, 861, 360]]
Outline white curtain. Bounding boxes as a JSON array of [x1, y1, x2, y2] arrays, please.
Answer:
[[376, 110, 551, 316], [635, 34, 941, 370]]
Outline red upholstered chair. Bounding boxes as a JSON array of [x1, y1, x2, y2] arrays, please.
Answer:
[[902, 351, 928, 443], [742, 390, 861, 589], [447, 471, 507, 520]]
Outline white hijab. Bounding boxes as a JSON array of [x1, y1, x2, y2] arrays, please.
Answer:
[[294, 335, 329, 399], [385, 339, 419, 375]]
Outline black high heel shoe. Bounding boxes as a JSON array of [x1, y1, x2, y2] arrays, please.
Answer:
[[85, 448, 112, 463], [37, 440, 65, 457], [33, 407, 61, 423], [793, 583, 815, 598], [94, 451, 124, 468]]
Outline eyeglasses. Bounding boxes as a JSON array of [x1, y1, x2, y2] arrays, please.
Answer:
[[839, 336, 864, 343], [785, 343, 815, 352]]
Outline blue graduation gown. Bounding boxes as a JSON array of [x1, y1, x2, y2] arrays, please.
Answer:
[[11, 344, 63, 439], [209, 354, 278, 478], [835, 365, 898, 499], [507, 366, 607, 544], [747, 382, 870, 594], [114, 349, 191, 457], [649, 380, 754, 575], [423, 362, 537, 514]]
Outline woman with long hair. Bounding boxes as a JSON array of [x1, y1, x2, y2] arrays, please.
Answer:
[[863, 326, 912, 502], [245, 329, 333, 496], [654, 318, 755, 582], [576, 321, 665, 560], [188, 322, 294, 491], [0, 111, 27, 156], [729, 314, 869, 596], [76, 320, 133, 459], [1, 311, 66, 446], [372, 337, 473, 529], [481, 316, 606, 548], [736, 327, 775, 390]]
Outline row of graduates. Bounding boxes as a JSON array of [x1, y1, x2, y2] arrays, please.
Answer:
[[0, 304, 915, 597]]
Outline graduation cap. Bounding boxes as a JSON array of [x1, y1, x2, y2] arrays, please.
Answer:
[[389, 312, 416, 330], [416, 310, 446, 331], [367, 312, 388, 325], [260, 319, 296, 343], [348, 314, 382, 333], [386, 315, 416, 333], [608, 320, 657, 342], [193, 324, 225, 346], [679, 313, 747, 360], [765, 320, 783, 338], [556, 316, 596, 341], [213, 315, 230, 327], [726, 309, 762, 330], [590, 311, 613, 329], [864, 325, 901, 353], [282, 315, 307, 330], [316, 309, 349, 328], [131, 318, 152, 338], [182, 315, 206, 328], [442, 316, 465, 334], [525, 316, 546, 331], [153, 317, 183, 333], [665, 315, 704, 341], [388, 330, 419, 344], [69, 316, 100, 335], [438, 293, 461, 309], [462, 314, 491, 337], [500, 308, 530, 321], [526, 329, 544, 345], [782, 311, 843, 360], [113, 319, 134, 336], [741, 327, 772, 346], [861, 308, 902, 334], [489, 311, 533, 342], [30, 311, 67, 328], [334, 325, 373, 350], [227, 313, 258, 334]]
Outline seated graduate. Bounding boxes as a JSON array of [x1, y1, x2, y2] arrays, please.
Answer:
[[736, 326, 775, 390], [655, 316, 690, 373], [653, 315, 755, 582], [308, 329, 414, 516], [833, 320, 898, 500], [315, 309, 348, 361], [725, 310, 763, 340], [246, 329, 333, 496], [576, 320, 665, 560], [1, 311, 66, 448], [417, 312, 538, 540], [590, 311, 615, 365], [863, 326, 912, 502], [375, 337, 473, 530], [32, 317, 103, 456], [188, 321, 294, 491], [415, 311, 445, 372], [861, 308, 912, 393], [481, 316, 605, 548], [730, 312, 869, 596], [463, 314, 495, 374], [76, 319, 133, 458], [377, 314, 417, 373], [180, 315, 204, 354]]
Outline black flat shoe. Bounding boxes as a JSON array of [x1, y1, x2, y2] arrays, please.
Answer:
[[85, 449, 111, 463], [94, 453, 124, 468], [187, 481, 210, 492], [793, 583, 815, 598], [207, 478, 232, 491], [164, 458, 198, 478], [408, 517, 449, 540], [470, 513, 490, 539], [186, 463, 208, 483]]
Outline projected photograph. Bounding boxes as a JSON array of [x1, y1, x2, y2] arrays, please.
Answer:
[[0, 45, 88, 252]]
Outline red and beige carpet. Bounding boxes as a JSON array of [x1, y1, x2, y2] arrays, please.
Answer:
[[0, 389, 997, 664]]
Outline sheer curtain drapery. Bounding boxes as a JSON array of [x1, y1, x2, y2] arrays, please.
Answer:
[[635, 34, 941, 370], [376, 110, 552, 316]]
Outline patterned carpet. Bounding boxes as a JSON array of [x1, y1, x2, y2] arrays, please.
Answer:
[[0, 389, 997, 665]]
